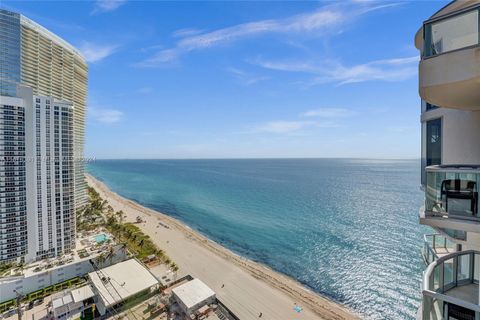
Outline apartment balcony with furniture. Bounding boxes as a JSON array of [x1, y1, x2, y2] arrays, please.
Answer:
[[421, 165, 480, 233], [421, 250, 479, 320], [415, 3, 480, 110]]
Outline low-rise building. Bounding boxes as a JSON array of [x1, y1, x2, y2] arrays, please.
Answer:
[[88, 258, 159, 316], [50, 285, 95, 319], [172, 278, 216, 316]]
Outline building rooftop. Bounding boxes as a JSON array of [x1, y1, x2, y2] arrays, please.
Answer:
[[89, 259, 158, 308], [19, 14, 86, 61], [70, 285, 96, 303], [172, 278, 216, 310], [0, 229, 115, 280], [50, 285, 95, 317]]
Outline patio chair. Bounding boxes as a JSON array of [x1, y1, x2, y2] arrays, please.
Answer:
[[441, 179, 478, 215]]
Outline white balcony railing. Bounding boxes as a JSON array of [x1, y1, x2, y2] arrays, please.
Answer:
[[422, 250, 479, 320]]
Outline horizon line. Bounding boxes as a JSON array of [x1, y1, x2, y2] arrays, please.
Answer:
[[86, 156, 421, 161]]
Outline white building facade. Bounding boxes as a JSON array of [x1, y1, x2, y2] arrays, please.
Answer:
[[0, 86, 74, 263], [25, 92, 74, 261], [416, 1, 480, 319], [0, 95, 27, 262]]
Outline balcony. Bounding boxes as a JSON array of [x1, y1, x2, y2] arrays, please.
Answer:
[[423, 233, 456, 265], [421, 250, 479, 320], [417, 4, 480, 110], [421, 165, 480, 233]]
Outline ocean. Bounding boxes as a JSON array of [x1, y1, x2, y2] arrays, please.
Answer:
[[87, 158, 427, 319]]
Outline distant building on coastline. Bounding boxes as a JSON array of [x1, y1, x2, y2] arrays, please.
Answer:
[[0, 8, 87, 263], [415, 1, 480, 319]]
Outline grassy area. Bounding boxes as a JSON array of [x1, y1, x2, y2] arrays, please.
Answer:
[[81, 185, 178, 272]]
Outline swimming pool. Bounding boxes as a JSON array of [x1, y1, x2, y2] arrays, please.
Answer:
[[93, 233, 109, 244]]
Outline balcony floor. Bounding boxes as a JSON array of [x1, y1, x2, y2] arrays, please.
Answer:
[[433, 246, 455, 258], [447, 284, 479, 305]]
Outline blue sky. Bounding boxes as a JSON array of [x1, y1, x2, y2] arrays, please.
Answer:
[[3, 0, 448, 159]]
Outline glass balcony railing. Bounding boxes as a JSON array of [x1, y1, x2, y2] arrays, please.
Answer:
[[422, 250, 480, 319], [422, 233, 456, 265], [425, 165, 480, 221]]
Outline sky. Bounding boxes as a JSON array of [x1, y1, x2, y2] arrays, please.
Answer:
[[3, 0, 449, 159]]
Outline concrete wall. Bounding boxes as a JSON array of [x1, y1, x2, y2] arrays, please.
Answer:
[[464, 232, 480, 251], [421, 107, 480, 165]]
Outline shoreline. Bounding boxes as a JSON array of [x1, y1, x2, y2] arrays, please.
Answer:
[[86, 174, 359, 320]]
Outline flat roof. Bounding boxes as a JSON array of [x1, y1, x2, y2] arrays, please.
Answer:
[[71, 285, 95, 303], [172, 279, 215, 310], [89, 259, 158, 308]]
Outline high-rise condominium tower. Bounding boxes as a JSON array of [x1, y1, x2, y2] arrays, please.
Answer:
[[415, 1, 480, 319], [0, 9, 86, 263], [0, 9, 87, 209]]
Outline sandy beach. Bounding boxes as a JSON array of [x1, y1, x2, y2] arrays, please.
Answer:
[[86, 174, 359, 320]]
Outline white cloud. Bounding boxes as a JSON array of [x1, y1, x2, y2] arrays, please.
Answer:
[[253, 55, 418, 85], [255, 121, 315, 133], [172, 28, 205, 38], [91, 0, 127, 14], [227, 67, 270, 85], [301, 108, 355, 118], [90, 108, 123, 123], [78, 41, 118, 63], [250, 120, 342, 134], [137, 2, 397, 67]]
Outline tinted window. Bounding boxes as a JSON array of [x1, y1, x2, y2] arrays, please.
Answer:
[[426, 118, 442, 166], [424, 9, 479, 57]]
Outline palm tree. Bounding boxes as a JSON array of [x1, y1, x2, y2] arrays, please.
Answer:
[[116, 210, 124, 224], [170, 263, 179, 280]]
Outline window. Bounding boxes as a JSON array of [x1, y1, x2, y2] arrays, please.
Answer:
[[426, 118, 442, 166], [424, 9, 479, 57], [426, 103, 438, 111]]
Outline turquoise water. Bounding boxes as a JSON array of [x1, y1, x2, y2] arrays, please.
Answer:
[[93, 233, 108, 244], [87, 159, 427, 319]]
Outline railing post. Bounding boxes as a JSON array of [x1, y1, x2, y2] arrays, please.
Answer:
[[440, 263, 444, 293], [453, 255, 458, 287], [470, 252, 475, 283]]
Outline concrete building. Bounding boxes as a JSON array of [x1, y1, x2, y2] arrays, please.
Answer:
[[0, 8, 88, 216], [415, 1, 480, 319], [0, 8, 88, 263], [50, 285, 96, 320], [88, 259, 159, 316], [172, 278, 216, 316]]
